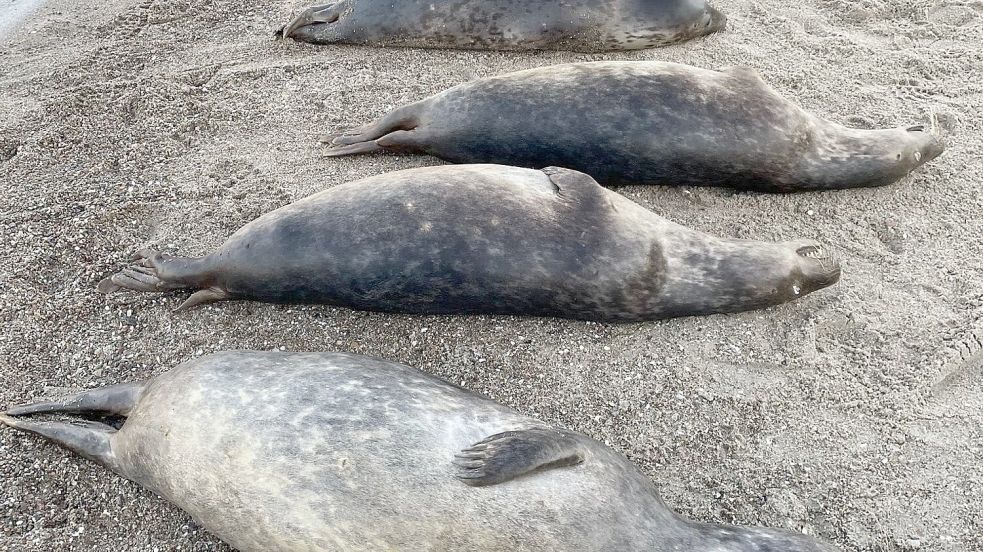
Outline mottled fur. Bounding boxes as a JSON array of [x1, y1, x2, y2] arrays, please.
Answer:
[[279, 0, 726, 52], [2, 351, 837, 552], [98, 165, 840, 320], [323, 62, 944, 192]]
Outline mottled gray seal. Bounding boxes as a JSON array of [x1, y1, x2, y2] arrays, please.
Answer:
[[323, 61, 945, 192], [278, 0, 726, 52], [96, 165, 840, 320], [2, 351, 837, 552]]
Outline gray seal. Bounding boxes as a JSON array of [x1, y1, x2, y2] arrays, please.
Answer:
[[277, 0, 726, 52], [96, 164, 840, 319], [322, 61, 945, 192], [1, 350, 837, 552]]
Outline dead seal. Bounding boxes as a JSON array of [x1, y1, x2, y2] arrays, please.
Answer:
[[277, 0, 726, 52], [322, 61, 944, 192], [96, 164, 840, 320], [2, 350, 837, 552]]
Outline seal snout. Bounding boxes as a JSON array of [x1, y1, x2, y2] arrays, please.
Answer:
[[706, 5, 727, 32], [907, 126, 945, 165], [793, 242, 841, 290]]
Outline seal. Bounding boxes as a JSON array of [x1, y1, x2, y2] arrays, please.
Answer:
[[96, 164, 840, 320], [277, 0, 726, 52], [1, 350, 838, 552], [322, 61, 945, 192]]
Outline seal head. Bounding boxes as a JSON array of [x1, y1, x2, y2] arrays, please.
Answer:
[[793, 124, 945, 190]]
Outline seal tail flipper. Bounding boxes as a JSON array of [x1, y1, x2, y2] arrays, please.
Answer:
[[5, 381, 146, 417], [453, 427, 586, 487], [1, 414, 120, 472], [99, 249, 189, 293], [99, 249, 230, 311], [320, 104, 423, 156], [278, 2, 343, 40], [323, 130, 423, 157], [175, 287, 231, 312]]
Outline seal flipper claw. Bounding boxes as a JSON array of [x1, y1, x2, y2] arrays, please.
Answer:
[[453, 427, 586, 487], [0, 414, 119, 472]]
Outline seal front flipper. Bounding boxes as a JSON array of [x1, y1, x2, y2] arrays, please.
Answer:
[[1, 414, 120, 472], [540, 166, 607, 204], [454, 427, 586, 487]]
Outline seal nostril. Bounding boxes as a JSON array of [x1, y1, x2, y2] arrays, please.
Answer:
[[906, 125, 925, 132]]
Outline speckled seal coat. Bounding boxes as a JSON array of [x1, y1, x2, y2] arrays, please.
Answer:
[[98, 165, 840, 319], [323, 62, 945, 192], [278, 0, 726, 52], [1, 351, 837, 552]]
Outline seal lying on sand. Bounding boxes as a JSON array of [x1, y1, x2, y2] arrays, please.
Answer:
[[2, 351, 837, 552], [278, 0, 726, 52], [97, 165, 840, 320], [323, 62, 944, 192]]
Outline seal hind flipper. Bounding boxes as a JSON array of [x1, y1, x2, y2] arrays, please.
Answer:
[[453, 427, 586, 487], [6, 381, 146, 417], [99, 249, 229, 311], [99, 249, 190, 293], [278, 2, 344, 40], [175, 287, 230, 312], [322, 104, 423, 156], [1, 414, 120, 472]]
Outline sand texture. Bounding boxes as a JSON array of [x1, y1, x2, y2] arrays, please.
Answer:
[[0, 0, 981, 550]]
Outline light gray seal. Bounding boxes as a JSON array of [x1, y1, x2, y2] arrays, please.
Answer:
[[96, 164, 840, 320], [322, 61, 945, 192], [1, 351, 837, 552], [277, 0, 726, 52]]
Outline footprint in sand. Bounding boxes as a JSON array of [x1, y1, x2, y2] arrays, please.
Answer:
[[927, 3, 980, 27], [930, 314, 983, 401]]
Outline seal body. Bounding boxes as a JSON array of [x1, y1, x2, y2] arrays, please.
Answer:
[[323, 62, 944, 192], [278, 0, 726, 52], [2, 351, 837, 552], [98, 165, 839, 320]]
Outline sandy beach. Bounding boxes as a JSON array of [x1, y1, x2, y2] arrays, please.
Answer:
[[0, 0, 981, 550]]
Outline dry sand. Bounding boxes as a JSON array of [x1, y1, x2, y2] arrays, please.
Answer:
[[0, 0, 981, 550]]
